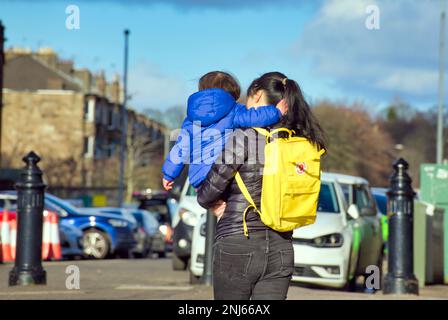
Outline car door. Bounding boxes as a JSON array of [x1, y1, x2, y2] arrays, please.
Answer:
[[340, 183, 370, 273], [353, 184, 382, 269]]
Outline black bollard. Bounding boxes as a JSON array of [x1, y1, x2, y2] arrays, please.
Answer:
[[202, 210, 216, 286], [9, 152, 47, 286], [383, 158, 418, 295]]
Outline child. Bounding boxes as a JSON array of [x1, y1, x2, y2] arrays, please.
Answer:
[[162, 71, 284, 190]]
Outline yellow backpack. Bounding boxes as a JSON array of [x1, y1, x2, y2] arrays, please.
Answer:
[[235, 127, 325, 237]]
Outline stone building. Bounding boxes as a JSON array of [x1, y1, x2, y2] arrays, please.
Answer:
[[1, 47, 166, 200]]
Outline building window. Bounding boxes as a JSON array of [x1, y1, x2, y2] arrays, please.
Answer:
[[83, 136, 94, 158], [84, 98, 95, 122]]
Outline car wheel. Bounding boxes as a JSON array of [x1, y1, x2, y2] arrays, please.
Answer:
[[189, 271, 202, 285], [82, 229, 110, 259], [172, 254, 188, 270]]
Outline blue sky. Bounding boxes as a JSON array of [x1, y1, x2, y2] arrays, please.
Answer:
[[0, 0, 446, 113]]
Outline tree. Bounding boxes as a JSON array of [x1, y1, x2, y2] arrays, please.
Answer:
[[143, 105, 185, 129], [378, 104, 448, 186], [314, 101, 395, 187]]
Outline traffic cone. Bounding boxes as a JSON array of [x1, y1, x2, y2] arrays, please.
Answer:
[[49, 211, 61, 260], [42, 210, 51, 260], [10, 219, 17, 260], [1, 210, 13, 262]]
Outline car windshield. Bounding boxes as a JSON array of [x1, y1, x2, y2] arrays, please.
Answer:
[[374, 194, 388, 215], [45, 193, 81, 215], [317, 182, 340, 213], [138, 199, 171, 224]]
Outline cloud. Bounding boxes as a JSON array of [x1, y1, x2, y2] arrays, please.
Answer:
[[128, 61, 190, 111], [291, 0, 444, 104]]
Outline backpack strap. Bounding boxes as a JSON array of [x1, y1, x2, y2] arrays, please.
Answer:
[[235, 172, 261, 238], [254, 127, 295, 143]]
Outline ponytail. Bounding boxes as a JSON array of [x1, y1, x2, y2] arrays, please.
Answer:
[[247, 72, 326, 151]]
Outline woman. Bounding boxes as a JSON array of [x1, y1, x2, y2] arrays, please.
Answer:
[[197, 72, 326, 300]]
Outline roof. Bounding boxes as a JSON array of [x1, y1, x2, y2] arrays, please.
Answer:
[[322, 172, 369, 185], [4, 54, 82, 91]]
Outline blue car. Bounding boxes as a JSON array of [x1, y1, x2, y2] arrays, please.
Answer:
[[0, 191, 137, 259], [59, 219, 84, 258]]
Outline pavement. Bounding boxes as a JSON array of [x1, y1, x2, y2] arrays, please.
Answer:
[[0, 256, 447, 300]]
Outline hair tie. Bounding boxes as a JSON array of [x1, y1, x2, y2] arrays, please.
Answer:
[[282, 78, 288, 86]]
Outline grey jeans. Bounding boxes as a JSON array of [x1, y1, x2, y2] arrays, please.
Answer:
[[213, 229, 294, 300]]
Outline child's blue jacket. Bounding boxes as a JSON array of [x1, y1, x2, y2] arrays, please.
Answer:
[[162, 88, 281, 188]]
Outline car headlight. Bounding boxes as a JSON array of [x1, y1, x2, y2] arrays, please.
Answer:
[[159, 224, 168, 235], [312, 233, 344, 247], [108, 219, 128, 228], [179, 208, 198, 226]]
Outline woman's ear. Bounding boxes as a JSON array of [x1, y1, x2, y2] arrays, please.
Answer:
[[253, 90, 263, 103]]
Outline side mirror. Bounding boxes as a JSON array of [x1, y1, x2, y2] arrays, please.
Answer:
[[347, 204, 360, 220]]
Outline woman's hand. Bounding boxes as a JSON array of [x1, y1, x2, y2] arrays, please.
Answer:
[[276, 99, 288, 115], [211, 200, 226, 219]]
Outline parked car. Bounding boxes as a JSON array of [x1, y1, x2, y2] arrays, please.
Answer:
[[59, 218, 84, 259], [136, 192, 177, 249], [190, 212, 206, 284], [131, 209, 167, 258], [371, 187, 389, 251], [79, 207, 138, 225], [0, 193, 84, 259], [189, 173, 384, 290], [171, 181, 206, 270], [0, 191, 138, 259]]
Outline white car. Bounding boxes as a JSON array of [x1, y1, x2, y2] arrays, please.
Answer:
[[190, 212, 207, 283], [172, 180, 206, 271], [189, 173, 383, 290]]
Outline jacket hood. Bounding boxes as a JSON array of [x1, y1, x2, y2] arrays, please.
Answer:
[[187, 88, 235, 127]]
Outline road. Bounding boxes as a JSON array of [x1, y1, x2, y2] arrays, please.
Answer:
[[0, 256, 447, 300]]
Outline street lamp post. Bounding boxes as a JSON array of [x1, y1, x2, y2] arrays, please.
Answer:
[[202, 210, 216, 286], [118, 29, 130, 207], [437, 0, 446, 164], [0, 21, 5, 166]]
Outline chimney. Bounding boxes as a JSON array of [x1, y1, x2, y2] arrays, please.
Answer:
[[36, 47, 57, 67], [74, 68, 92, 92], [95, 71, 106, 97], [108, 73, 121, 104], [57, 60, 74, 76]]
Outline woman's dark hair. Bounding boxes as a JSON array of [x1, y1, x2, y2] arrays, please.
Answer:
[[199, 71, 241, 100], [247, 72, 326, 150]]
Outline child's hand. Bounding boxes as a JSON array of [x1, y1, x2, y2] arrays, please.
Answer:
[[276, 99, 288, 115], [162, 178, 174, 191], [211, 200, 226, 219]]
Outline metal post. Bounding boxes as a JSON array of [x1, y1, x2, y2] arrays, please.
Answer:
[[383, 158, 419, 295], [0, 21, 5, 166], [118, 29, 130, 207], [9, 152, 47, 286], [202, 210, 216, 286], [437, 0, 446, 164]]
